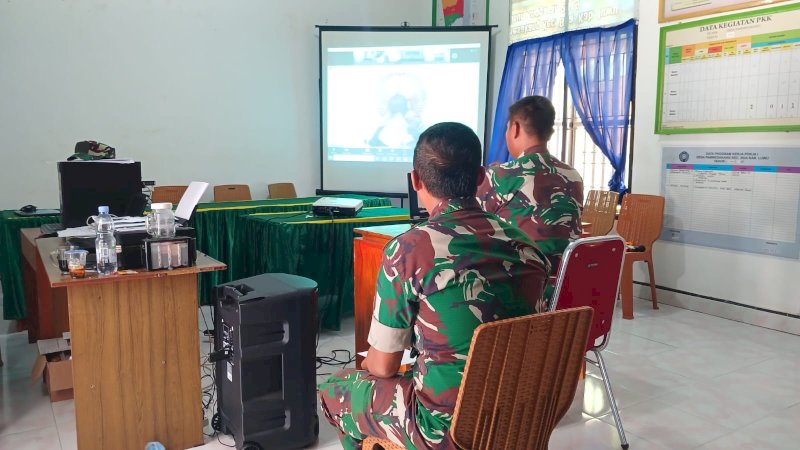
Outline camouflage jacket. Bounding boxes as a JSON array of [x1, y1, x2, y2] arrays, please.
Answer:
[[477, 145, 584, 270], [367, 197, 550, 446]]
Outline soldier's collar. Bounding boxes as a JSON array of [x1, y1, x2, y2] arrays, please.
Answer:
[[519, 144, 551, 158], [430, 197, 480, 219]]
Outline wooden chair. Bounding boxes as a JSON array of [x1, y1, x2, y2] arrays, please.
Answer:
[[582, 190, 619, 237], [267, 182, 297, 199], [363, 307, 593, 450], [616, 194, 665, 319], [151, 185, 188, 204], [213, 184, 252, 202], [550, 236, 629, 449]]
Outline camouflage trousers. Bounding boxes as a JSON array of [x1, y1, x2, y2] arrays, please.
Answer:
[[318, 369, 455, 450]]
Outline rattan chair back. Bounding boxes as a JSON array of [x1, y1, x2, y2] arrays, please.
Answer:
[[151, 185, 188, 204], [582, 190, 619, 236], [268, 182, 297, 199], [213, 184, 252, 202], [449, 307, 593, 450]]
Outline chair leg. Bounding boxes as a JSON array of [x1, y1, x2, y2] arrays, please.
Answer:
[[593, 349, 628, 450], [646, 259, 658, 310], [620, 257, 634, 319]]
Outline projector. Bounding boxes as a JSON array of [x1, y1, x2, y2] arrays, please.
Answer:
[[312, 197, 363, 218]]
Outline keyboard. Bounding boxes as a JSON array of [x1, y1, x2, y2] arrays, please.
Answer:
[[40, 223, 65, 235]]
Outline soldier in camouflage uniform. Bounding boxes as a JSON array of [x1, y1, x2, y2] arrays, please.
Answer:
[[477, 95, 584, 273], [319, 122, 550, 450]]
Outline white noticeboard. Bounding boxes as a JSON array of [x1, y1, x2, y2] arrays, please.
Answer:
[[661, 146, 800, 258]]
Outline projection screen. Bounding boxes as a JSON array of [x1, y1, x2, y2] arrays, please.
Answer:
[[319, 26, 492, 195]]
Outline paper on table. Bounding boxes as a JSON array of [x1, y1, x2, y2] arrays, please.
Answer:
[[357, 349, 417, 366], [57, 226, 95, 238], [67, 159, 136, 164], [176, 181, 209, 221]]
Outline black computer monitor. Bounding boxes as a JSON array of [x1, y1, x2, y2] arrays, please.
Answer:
[[58, 161, 143, 228], [407, 172, 428, 222]]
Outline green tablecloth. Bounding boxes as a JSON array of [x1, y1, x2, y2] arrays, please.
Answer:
[[0, 211, 60, 320], [235, 206, 410, 330], [194, 195, 392, 304]]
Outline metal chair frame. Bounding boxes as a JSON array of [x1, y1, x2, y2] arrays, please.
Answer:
[[550, 235, 629, 450]]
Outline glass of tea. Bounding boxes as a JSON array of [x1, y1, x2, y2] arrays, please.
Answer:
[[65, 249, 88, 279]]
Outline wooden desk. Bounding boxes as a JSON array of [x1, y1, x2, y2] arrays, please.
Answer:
[[352, 224, 411, 367], [20, 228, 69, 342], [36, 237, 225, 450]]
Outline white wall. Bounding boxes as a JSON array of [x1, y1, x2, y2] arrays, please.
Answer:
[[633, 0, 800, 317], [487, 1, 799, 317], [0, 0, 430, 209]]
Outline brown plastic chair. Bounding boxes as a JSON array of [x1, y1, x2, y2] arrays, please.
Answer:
[[363, 307, 593, 450], [616, 194, 665, 319], [582, 190, 619, 237], [151, 185, 188, 204], [213, 184, 252, 202], [267, 182, 297, 199]]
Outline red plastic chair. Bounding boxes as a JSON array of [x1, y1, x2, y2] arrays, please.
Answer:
[[550, 235, 628, 450]]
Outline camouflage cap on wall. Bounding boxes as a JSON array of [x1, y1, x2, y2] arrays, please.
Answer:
[[67, 141, 116, 161]]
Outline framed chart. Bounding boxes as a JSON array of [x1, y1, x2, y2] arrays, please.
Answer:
[[661, 146, 800, 258], [659, 0, 790, 23], [655, 3, 800, 134]]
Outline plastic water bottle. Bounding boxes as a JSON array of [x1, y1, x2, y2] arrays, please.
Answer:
[[95, 206, 118, 275]]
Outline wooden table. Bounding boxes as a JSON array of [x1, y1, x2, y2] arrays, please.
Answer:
[[352, 224, 411, 367], [20, 228, 69, 342], [36, 237, 225, 450]]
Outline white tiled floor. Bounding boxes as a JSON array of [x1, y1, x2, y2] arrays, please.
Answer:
[[1, 298, 799, 449]]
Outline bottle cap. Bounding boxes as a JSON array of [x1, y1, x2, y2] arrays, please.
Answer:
[[150, 202, 173, 210], [98, 206, 109, 214]]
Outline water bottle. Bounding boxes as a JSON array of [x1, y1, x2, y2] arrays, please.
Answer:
[[95, 206, 118, 275]]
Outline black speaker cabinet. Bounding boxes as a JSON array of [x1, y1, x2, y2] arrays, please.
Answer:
[[214, 273, 319, 450]]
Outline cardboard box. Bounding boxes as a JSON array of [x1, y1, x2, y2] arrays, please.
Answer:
[[44, 359, 74, 402], [30, 335, 73, 402]]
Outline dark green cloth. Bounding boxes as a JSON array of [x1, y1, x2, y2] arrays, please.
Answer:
[[235, 206, 410, 330], [195, 195, 392, 304], [0, 211, 60, 320]]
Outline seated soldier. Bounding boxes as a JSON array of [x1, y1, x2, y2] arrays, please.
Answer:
[[319, 122, 551, 450], [477, 95, 584, 273]]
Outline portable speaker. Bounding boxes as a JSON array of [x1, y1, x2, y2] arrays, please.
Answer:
[[214, 273, 319, 450]]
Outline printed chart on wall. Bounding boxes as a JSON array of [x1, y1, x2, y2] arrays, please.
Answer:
[[661, 146, 800, 258], [656, 3, 800, 134]]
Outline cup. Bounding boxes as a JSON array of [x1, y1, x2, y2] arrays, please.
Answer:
[[65, 249, 89, 279], [56, 246, 71, 273], [50, 246, 71, 273]]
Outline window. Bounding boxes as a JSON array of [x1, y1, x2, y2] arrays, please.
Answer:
[[549, 65, 634, 198]]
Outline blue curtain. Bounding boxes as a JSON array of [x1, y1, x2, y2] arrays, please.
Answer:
[[486, 37, 562, 164], [562, 19, 636, 193]]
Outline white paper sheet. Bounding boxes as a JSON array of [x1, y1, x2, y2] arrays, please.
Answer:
[[175, 181, 209, 221]]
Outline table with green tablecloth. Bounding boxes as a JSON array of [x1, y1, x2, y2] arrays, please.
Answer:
[[234, 206, 410, 330], [194, 195, 392, 304], [0, 211, 60, 320]]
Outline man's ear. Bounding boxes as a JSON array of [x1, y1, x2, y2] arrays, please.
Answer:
[[411, 170, 424, 192], [475, 167, 487, 187], [510, 120, 522, 139]]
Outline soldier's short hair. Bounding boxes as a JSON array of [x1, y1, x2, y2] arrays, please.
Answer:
[[508, 95, 556, 142], [413, 122, 482, 199]]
